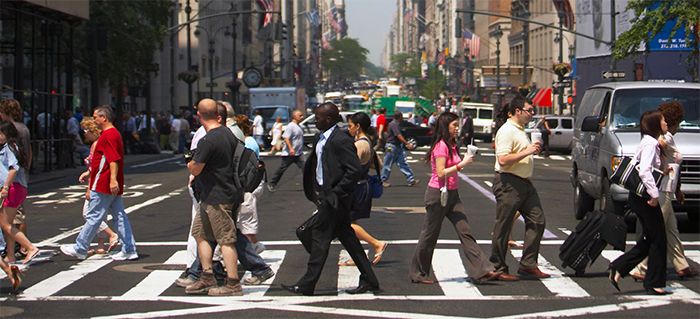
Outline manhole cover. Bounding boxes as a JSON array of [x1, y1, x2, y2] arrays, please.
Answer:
[[142, 264, 187, 271]]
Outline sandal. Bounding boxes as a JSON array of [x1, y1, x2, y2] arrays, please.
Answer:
[[22, 248, 40, 264], [372, 243, 388, 264], [107, 238, 120, 252], [10, 265, 24, 292], [508, 241, 524, 248], [338, 259, 356, 266]]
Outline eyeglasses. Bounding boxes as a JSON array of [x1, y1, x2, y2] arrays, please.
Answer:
[[521, 108, 536, 114]]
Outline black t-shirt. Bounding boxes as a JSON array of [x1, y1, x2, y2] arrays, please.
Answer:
[[193, 126, 239, 204], [386, 120, 403, 145]]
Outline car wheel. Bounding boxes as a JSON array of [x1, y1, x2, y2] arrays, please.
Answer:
[[405, 136, 417, 149], [601, 177, 625, 217], [574, 181, 594, 220]]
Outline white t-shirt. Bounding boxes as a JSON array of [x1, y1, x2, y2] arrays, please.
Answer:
[[171, 118, 181, 132], [252, 115, 264, 136]]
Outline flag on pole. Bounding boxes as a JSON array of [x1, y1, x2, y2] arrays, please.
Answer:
[[326, 2, 342, 32], [305, 8, 321, 27], [256, 0, 274, 27], [462, 29, 481, 58], [404, 8, 414, 24], [552, 0, 575, 30], [322, 31, 333, 50], [435, 49, 446, 65]]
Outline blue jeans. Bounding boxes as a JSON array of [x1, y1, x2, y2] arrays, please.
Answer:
[[188, 228, 273, 281], [73, 191, 137, 255], [178, 131, 188, 154], [381, 143, 415, 183], [253, 135, 264, 147]]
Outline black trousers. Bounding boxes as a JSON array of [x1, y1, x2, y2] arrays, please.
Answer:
[[612, 194, 667, 290], [296, 195, 379, 293], [269, 155, 305, 186]]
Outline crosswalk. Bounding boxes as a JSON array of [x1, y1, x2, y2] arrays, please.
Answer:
[[4, 242, 699, 304], [375, 146, 572, 163]]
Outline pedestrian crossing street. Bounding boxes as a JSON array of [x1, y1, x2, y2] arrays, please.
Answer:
[[377, 146, 572, 163], [3, 241, 699, 304]]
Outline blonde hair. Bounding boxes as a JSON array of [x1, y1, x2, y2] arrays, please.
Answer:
[[81, 118, 101, 139]]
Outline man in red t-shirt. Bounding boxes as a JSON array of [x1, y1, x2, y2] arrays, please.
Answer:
[[373, 107, 388, 151], [61, 106, 138, 261]]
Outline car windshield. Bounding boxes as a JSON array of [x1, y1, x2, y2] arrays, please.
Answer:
[[256, 107, 290, 126], [346, 99, 364, 111], [611, 88, 700, 131]]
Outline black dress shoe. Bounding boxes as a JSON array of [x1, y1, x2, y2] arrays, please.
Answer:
[[280, 283, 313, 296], [345, 284, 380, 294], [646, 288, 672, 295]]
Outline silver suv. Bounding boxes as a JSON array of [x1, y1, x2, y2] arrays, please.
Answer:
[[570, 82, 700, 221]]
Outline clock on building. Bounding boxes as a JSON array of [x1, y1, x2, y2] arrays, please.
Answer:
[[242, 67, 262, 88]]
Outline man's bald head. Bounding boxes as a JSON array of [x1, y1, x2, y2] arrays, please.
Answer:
[[197, 99, 217, 121], [317, 102, 339, 122], [315, 102, 339, 131]]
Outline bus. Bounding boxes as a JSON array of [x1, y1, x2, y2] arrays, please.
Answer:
[[343, 94, 366, 111]]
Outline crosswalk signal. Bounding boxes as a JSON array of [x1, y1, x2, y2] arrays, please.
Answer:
[[275, 23, 288, 41], [567, 95, 574, 104], [454, 17, 462, 37], [281, 23, 288, 41], [506, 67, 511, 76]]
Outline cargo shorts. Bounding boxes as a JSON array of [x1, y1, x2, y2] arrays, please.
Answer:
[[191, 202, 237, 246]]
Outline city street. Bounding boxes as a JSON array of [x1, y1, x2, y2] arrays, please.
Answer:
[[1, 142, 699, 318]]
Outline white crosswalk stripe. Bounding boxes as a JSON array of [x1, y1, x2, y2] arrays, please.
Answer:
[[432, 249, 482, 298], [7, 245, 700, 303]]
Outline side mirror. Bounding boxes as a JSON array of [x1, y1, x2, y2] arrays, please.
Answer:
[[581, 116, 600, 132]]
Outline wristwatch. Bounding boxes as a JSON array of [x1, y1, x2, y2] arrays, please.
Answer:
[[2, 186, 9, 191]]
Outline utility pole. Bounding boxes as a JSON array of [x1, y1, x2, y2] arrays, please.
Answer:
[[558, 14, 564, 114], [610, 0, 617, 82], [185, 0, 193, 108], [521, 3, 530, 86]]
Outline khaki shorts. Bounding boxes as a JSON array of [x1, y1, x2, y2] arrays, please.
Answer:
[[13, 204, 25, 225], [191, 202, 237, 245]]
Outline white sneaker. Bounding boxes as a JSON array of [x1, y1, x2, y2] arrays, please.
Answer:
[[253, 242, 266, 254], [111, 251, 139, 261], [60, 245, 87, 260]]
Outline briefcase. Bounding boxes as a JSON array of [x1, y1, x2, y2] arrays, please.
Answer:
[[296, 213, 320, 254]]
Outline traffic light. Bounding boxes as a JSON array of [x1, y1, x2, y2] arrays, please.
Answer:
[[505, 67, 511, 76], [567, 95, 575, 104], [275, 22, 288, 41], [454, 17, 462, 37], [281, 23, 288, 41]]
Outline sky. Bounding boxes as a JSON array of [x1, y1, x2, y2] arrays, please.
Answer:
[[344, 0, 397, 67]]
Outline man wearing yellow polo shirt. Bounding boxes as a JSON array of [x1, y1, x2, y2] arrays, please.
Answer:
[[490, 96, 550, 281]]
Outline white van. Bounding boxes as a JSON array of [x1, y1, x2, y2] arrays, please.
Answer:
[[458, 102, 495, 142]]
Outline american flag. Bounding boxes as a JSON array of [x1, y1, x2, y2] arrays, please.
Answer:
[[305, 8, 321, 28], [405, 8, 414, 24], [435, 49, 445, 65], [326, 2, 342, 32], [256, 0, 274, 27], [552, 0, 575, 30], [322, 31, 333, 50], [462, 29, 481, 58]]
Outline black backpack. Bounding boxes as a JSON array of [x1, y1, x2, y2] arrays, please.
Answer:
[[231, 139, 267, 193]]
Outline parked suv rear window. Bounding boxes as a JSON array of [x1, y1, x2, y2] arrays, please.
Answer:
[[612, 88, 700, 131]]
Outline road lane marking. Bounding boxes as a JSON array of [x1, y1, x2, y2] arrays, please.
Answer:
[[120, 250, 188, 299], [241, 250, 286, 297], [458, 173, 558, 239], [684, 250, 700, 265], [432, 249, 483, 298], [510, 250, 590, 298], [22, 254, 114, 298], [484, 181, 493, 188], [491, 300, 672, 319], [122, 240, 700, 247], [337, 249, 368, 295], [26, 192, 57, 199], [130, 157, 180, 168], [36, 188, 185, 247]]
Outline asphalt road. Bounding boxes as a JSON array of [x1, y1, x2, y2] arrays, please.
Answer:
[[1, 142, 699, 318]]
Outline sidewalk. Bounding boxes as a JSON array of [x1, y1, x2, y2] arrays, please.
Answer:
[[28, 152, 177, 186]]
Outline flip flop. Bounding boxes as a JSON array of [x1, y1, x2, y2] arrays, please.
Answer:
[[372, 243, 388, 264], [508, 241, 524, 248], [22, 249, 40, 264], [338, 259, 356, 266], [107, 238, 120, 252]]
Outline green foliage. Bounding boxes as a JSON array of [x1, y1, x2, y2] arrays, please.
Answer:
[[321, 38, 369, 81], [389, 53, 421, 78], [419, 66, 446, 100], [363, 61, 385, 79], [612, 0, 699, 81]]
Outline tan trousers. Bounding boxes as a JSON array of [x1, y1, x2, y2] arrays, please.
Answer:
[[632, 191, 690, 275]]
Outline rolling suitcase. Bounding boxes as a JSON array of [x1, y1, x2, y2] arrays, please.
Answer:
[[559, 210, 608, 276]]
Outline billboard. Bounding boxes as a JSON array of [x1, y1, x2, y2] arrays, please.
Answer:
[[575, 0, 691, 59]]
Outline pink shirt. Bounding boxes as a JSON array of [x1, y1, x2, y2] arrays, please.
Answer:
[[428, 140, 461, 190]]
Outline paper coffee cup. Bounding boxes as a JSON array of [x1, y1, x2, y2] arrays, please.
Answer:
[[467, 145, 478, 156], [531, 132, 542, 144], [666, 163, 680, 191]]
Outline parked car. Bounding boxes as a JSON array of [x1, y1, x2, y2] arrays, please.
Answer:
[[300, 111, 352, 148], [524, 115, 574, 153], [399, 120, 432, 149], [570, 82, 700, 221]]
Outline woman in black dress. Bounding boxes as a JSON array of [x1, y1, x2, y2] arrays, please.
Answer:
[[339, 112, 388, 266]]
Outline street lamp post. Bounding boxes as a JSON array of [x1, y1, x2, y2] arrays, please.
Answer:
[[185, 0, 192, 108], [194, 25, 231, 98], [521, 7, 530, 86], [229, 4, 239, 110], [494, 25, 503, 109], [557, 12, 564, 115]]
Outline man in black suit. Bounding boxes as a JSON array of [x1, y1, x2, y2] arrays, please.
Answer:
[[281, 103, 380, 296]]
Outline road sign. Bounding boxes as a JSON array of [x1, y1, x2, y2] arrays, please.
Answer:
[[602, 70, 626, 79], [205, 83, 218, 88], [552, 81, 572, 88]]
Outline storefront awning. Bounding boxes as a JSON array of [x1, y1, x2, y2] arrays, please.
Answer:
[[532, 88, 552, 107]]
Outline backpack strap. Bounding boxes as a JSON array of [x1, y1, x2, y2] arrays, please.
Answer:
[[231, 139, 244, 190]]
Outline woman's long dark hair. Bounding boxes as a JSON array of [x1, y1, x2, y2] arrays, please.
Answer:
[[0, 121, 27, 169], [423, 112, 460, 163], [639, 110, 666, 162], [350, 112, 377, 137]]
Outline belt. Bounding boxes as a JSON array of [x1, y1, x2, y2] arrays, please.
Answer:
[[496, 171, 529, 180]]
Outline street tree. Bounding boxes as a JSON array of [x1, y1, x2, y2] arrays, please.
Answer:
[[612, 0, 700, 82], [322, 38, 369, 84], [420, 65, 446, 101], [74, 0, 173, 130], [389, 53, 421, 79]]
